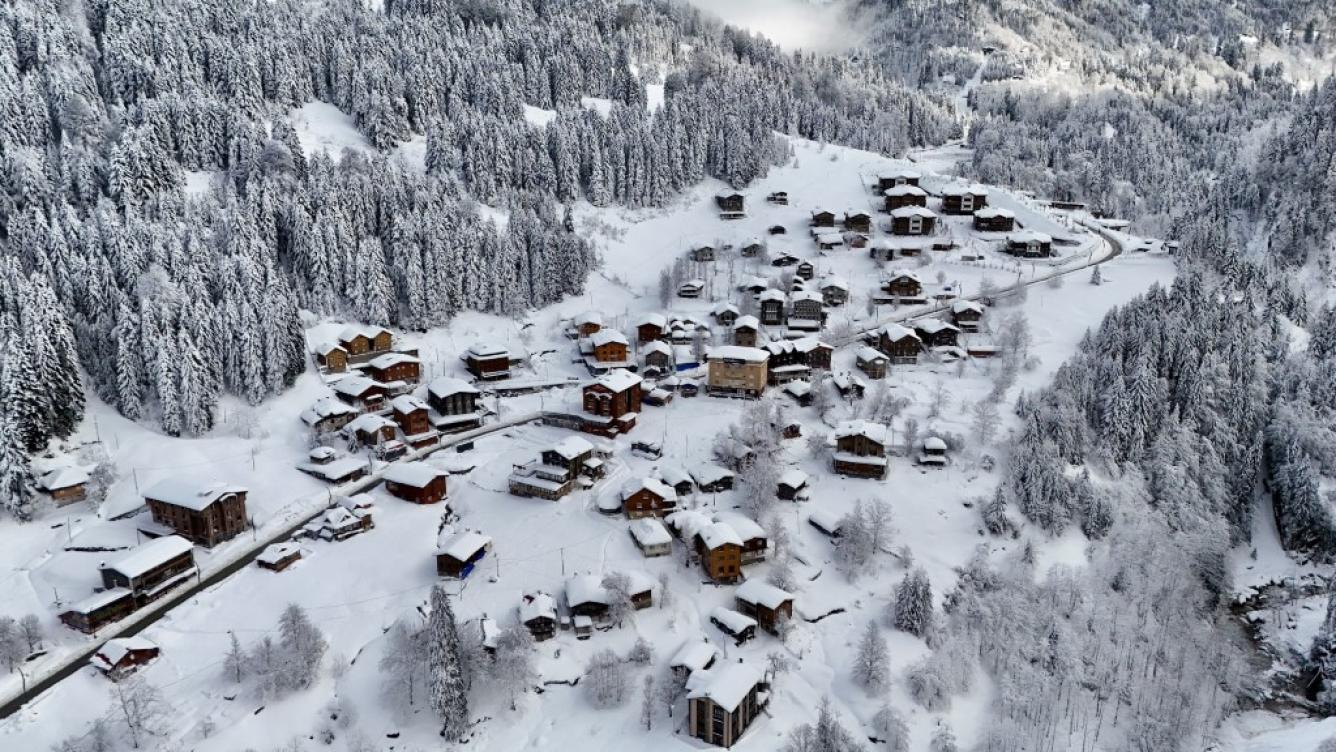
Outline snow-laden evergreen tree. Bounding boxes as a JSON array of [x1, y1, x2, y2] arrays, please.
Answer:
[[492, 623, 536, 711], [427, 586, 469, 740], [851, 620, 890, 694], [1312, 589, 1336, 713], [891, 568, 933, 638], [782, 697, 865, 752], [871, 704, 910, 752], [277, 604, 326, 693], [584, 648, 628, 709], [0, 415, 35, 522]]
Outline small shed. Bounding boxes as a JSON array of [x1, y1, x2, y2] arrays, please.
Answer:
[[436, 530, 493, 578], [710, 607, 758, 645], [382, 462, 448, 504], [256, 542, 302, 572], [92, 637, 159, 679]]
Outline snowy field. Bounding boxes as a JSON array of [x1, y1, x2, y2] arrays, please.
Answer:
[[0, 127, 1177, 750]]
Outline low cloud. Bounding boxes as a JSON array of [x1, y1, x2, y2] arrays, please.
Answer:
[[683, 0, 867, 54]]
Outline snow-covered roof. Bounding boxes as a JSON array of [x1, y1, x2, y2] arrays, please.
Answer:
[[698, 522, 744, 550], [880, 168, 920, 180], [428, 377, 479, 400], [778, 468, 809, 489], [257, 542, 301, 566], [338, 325, 390, 342], [735, 580, 794, 610], [915, 319, 960, 334], [346, 413, 395, 434], [630, 518, 673, 547], [105, 536, 194, 579], [784, 380, 812, 397], [301, 397, 357, 425], [689, 661, 763, 711], [791, 290, 823, 304], [391, 395, 429, 414], [622, 477, 677, 502], [883, 184, 927, 197], [733, 315, 760, 331], [708, 608, 758, 638], [333, 375, 381, 397], [885, 268, 922, 283], [857, 346, 889, 363], [951, 299, 985, 314], [641, 339, 673, 357], [891, 206, 937, 219], [707, 346, 768, 363], [680, 278, 705, 289], [142, 478, 246, 511], [308, 446, 338, 462], [637, 312, 667, 329], [690, 465, 735, 486], [881, 323, 919, 342], [574, 310, 603, 327], [834, 420, 889, 444], [943, 183, 989, 197], [666, 510, 713, 540], [435, 530, 491, 560], [314, 341, 344, 356], [368, 352, 419, 371], [467, 341, 509, 358], [714, 512, 765, 542], [520, 591, 557, 623], [93, 636, 157, 669], [382, 462, 446, 488], [713, 302, 740, 316], [1009, 230, 1052, 244], [974, 207, 1015, 219], [40, 466, 89, 491], [550, 435, 594, 460], [758, 289, 787, 303], [590, 329, 629, 347], [594, 369, 642, 393], [67, 587, 132, 615], [566, 574, 609, 608], [923, 436, 948, 452], [658, 466, 693, 488], [808, 508, 843, 534], [671, 639, 719, 673], [819, 275, 849, 291], [816, 232, 844, 245]]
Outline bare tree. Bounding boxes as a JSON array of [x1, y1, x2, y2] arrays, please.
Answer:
[[493, 623, 536, 711], [223, 631, 246, 684], [927, 379, 949, 419], [852, 620, 891, 694], [109, 676, 167, 749], [601, 572, 634, 628], [971, 400, 1000, 446], [585, 649, 629, 709], [640, 675, 655, 730], [19, 614, 41, 653], [379, 620, 428, 716]]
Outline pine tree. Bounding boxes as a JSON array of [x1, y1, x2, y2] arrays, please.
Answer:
[[891, 568, 934, 638], [427, 586, 469, 740], [852, 620, 890, 694], [0, 416, 36, 521]]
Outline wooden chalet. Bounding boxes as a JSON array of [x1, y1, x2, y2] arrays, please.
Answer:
[[914, 319, 961, 348], [809, 209, 837, 227], [882, 270, 924, 300], [972, 207, 1016, 232], [712, 303, 740, 327], [39, 467, 89, 506], [889, 206, 937, 235], [795, 261, 815, 281], [815, 231, 844, 251], [788, 291, 825, 330], [695, 522, 745, 583], [843, 210, 873, 234], [832, 420, 890, 479], [520, 591, 558, 641], [715, 513, 768, 564], [509, 436, 594, 500], [382, 462, 448, 504], [878, 324, 922, 364], [565, 575, 610, 621], [582, 369, 643, 435], [427, 377, 483, 433], [346, 413, 396, 446], [314, 342, 348, 373], [678, 279, 705, 298], [257, 542, 302, 572], [332, 375, 389, 412], [732, 316, 760, 348], [777, 468, 809, 501], [766, 191, 789, 205], [364, 352, 421, 385], [741, 239, 767, 256], [706, 346, 769, 399], [856, 346, 891, 378], [876, 169, 921, 192], [710, 607, 757, 645], [715, 191, 745, 219], [764, 337, 832, 385], [336, 325, 393, 360], [435, 530, 492, 579], [1005, 230, 1053, 258], [142, 478, 248, 547], [636, 313, 667, 343], [630, 517, 673, 557], [951, 300, 986, 332], [918, 436, 949, 466], [819, 276, 849, 306], [691, 245, 716, 262], [301, 397, 358, 436], [61, 535, 199, 633], [92, 637, 160, 679], [391, 395, 434, 442], [942, 184, 989, 215], [671, 639, 720, 680], [734, 580, 795, 635], [60, 588, 135, 634], [883, 183, 928, 211], [573, 310, 603, 338], [621, 477, 678, 518], [691, 465, 736, 493], [641, 340, 674, 374], [464, 342, 511, 380], [758, 290, 786, 326], [687, 662, 768, 747], [770, 252, 800, 267]]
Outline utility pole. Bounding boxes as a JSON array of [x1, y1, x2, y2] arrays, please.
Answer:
[[560, 547, 566, 576]]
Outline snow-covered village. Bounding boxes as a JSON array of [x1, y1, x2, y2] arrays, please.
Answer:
[[2, 1, 1336, 752]]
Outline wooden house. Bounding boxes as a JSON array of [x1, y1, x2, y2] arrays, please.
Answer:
[[706, 346, 769, 399], [365, 353, 421, 385], [687, 662, 768, 747], [788, 291, 825, 330], [301, 397, 358, 436], [777, 468, 809, 501], [39, 467, 89, 506], [942, 184, 989, 215], [583, 369, 643, 435], [918, 436, 949, 466], [914, 319, 960, 348], [678, 279, 705, 298], [565, 575, 610, 621], [741, 239, 767, 257], [795, 261, 815, 281], [819, 276, 849, 306], [332, 376, 389, 412], [346, 413, 396, 446], [767, 224, 786, 235], [256, 542, 302, 572], [878, 324, 921, 364], [92, 637, 159, 679], [671, 639, 720, 680], [809, 209, 837, 227], [587, 329, 630, 364], [972, 207, 1015, 232], [427, 377, 483, 433], [715, 513, 768, 564], [696, 522, 744, 583], [1005, 230, 1053, 258], [337, 325, 393, 360], [882, 270, 923, 300], [758, 290, 786, 326], [520, 591, 558, 641], [856, 346, 891, 378], [832, 420, 890, 479], [766, 191, 789, 205], [142, 478, 248, 547], [636, 313, 667, 343], [641, 340, 674, 374], [883, 183, 928, 211], [712, 303, 740, 327], [391, 395, 433, 438], [307, 505, 373, 541], [715, 192, 745, 219], [314, 342, 348, 373], [435, 530, 492, 578], [734, 580, 795, 635], [621, 477, 678, 518], [60, 588, 135, 634], [709, 607, 757, 645], [464, 342, 511, 380], [573, 310, 603, 338], [657, 466, 695, 499], [833, 372, 866, 400], [770, 252, 800, 267], [890, 206, 937, 235], [691, 465, 736, 493], [784, 379, 812, 406], [815, 231, 844, 251], [950, 300, 986, 332], [732, 316, 760, 347], [876, 169, 921, 192], [382, 462, 448, 504], [843, 211, 873, 234], [630, 517, 673, 557], [691, 245, 716, 262]]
